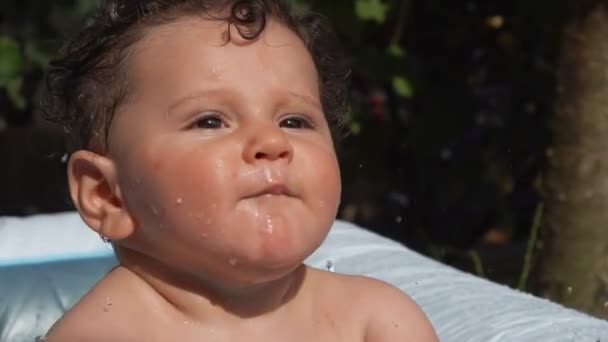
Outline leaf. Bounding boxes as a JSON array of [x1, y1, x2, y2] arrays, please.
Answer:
[[0, 36, 22, 81], [350, 121, 362, 135], [6, 77, 25, 110], [392, 76, 414, 98], [388, 43, 406, 57], [355, 0, 389, 24], [24, 41, 53, 68], [287, 0, 310, 15], [76, 0, 102, 16]]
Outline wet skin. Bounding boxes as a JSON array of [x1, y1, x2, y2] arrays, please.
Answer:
[[46, 15, 439, 342]]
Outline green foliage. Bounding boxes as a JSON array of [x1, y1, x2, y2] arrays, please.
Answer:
[[287, 0, 311, 14], [0, 36, 22, 81], [387, 43, 406, 57], [355, 0, 390, 23], [0, 36, 25, 109], [392, 76, 414, 98]]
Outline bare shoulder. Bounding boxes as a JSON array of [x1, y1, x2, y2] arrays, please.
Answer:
[[44, 267, 144, 341], [329, 273, 439, 342]]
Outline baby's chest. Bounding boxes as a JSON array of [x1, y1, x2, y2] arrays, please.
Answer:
[[148, 314, 365, 342]]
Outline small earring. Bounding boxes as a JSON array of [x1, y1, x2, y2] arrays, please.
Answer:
[[99, 234, 111, 243]]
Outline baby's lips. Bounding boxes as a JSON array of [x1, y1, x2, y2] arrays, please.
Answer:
[[244, 183, 294, 199]]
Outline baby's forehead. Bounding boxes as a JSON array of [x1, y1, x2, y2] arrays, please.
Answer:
[[124, 16, 318, 98], [135, 15, 229, 48]]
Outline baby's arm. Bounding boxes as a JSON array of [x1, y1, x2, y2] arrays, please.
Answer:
[[361, 278, 439, 342]]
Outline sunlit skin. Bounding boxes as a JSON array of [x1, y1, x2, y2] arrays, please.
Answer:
[[45, 16, 438, 342]]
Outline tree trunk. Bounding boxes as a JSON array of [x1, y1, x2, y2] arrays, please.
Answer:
[[537, 2, 608, 319]]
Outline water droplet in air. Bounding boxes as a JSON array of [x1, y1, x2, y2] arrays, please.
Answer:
[[358, 164, 364, 169], [395, 216, 403, 223], [567, 286, 573, 295], [61, 153, 68, 163]]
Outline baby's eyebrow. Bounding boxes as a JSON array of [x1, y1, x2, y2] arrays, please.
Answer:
[[167, 88, 322, 115], [287, 91, 322, 111], [167, 89, 228, 113]]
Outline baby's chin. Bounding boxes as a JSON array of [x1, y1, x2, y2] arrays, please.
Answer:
[[233, 222, 327, 273], [202, 220, 329, 283]]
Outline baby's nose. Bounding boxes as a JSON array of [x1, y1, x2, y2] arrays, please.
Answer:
[[242, 125, 293, 163]]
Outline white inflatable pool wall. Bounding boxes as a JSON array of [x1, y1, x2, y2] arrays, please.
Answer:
[[2, 212, 608, 341]]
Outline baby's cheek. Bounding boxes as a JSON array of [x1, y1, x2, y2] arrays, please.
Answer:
[[306, 152, 341, 213]]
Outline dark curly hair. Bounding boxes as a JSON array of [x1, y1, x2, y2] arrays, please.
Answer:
[[42, 0, 350, 153]]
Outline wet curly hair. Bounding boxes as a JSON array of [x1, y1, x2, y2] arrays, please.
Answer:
[[42, 0, 350, 153]]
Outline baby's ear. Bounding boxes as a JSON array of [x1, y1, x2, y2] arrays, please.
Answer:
[[67, 150, 135, 241]]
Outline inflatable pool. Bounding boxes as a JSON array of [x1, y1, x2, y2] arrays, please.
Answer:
[[1, 212, 608, 341]]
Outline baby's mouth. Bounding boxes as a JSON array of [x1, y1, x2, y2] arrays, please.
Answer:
[[245, 184, 293, 199]]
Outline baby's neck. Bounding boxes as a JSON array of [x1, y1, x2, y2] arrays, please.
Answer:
[[116, 247, 307, 323]]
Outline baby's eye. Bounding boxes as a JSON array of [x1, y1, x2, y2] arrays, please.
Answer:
[[280, 116, 313, 129], [192, 114, 225, 129]]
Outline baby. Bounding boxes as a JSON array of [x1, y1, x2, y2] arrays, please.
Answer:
[[43, 0, 438, 341]]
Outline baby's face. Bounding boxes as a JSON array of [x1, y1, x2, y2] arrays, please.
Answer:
[[107, 17, 341, 283]]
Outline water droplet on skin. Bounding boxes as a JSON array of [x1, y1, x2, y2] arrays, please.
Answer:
[[103, 297, 112, 312], [263, 167, 274, 183], [211, 66, 224, 81], [135, 178, 142, 185], [205, 218, 213, 225], [150, 204, 159, 217], [265, 214, 274, 234], [228, 258, 238, 266], [176, 197, 183, 205], [199, 233, 208, 240], [318, 200, 326, 208]]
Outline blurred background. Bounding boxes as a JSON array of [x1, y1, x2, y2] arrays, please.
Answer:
[[3, 0, 608, 319]]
